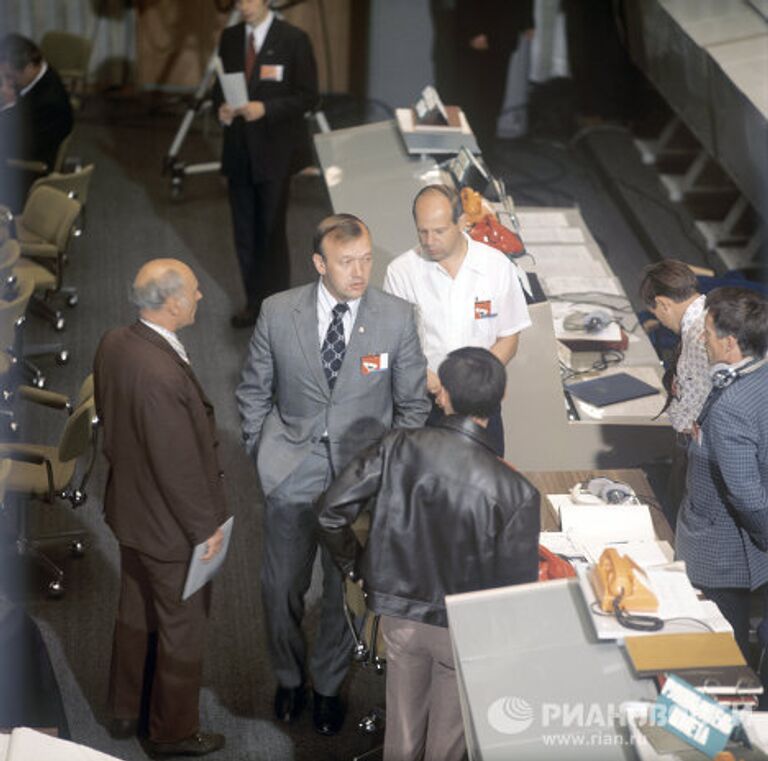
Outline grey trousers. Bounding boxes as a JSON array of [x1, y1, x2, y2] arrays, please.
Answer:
[[261, 446, 353, 696], [381, 615, 466, 761]]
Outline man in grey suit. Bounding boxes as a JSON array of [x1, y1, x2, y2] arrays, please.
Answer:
[[236, 213, 430, 735], [676, 287, 768, 687]]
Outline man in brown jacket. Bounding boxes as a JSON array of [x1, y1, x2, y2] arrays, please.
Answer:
[[94, 259, 228, 757]]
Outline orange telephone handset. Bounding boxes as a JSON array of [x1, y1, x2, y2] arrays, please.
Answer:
[[590, 548, 658, 613], [468, 214, 525, 256], [460, 187, 485, 225]]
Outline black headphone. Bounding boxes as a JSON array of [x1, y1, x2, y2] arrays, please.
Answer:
[[571, 478, 636, 505], [711, 357, 767, 389], [563, 309, 613, 334]]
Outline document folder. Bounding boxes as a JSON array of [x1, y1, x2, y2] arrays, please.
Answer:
[[565, 371, 660, 407], [624, 632, 746, 676], [182, 516, 234, 601]]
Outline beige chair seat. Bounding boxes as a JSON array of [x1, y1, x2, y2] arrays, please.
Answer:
[[0, 442, 76, 496], [13, 258, 56, 290]]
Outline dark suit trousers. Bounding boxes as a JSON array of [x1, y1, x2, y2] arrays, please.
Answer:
[[457, 47, 514, 155], [261, 445, 353, 695], [109, 546, 211, 743], [227, 176, 290, 308]]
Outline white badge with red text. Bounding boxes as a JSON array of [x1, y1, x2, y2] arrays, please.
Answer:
[[260, 64, 284, 81], [361, 353, 389, 375], [474, 299, 497, 319]]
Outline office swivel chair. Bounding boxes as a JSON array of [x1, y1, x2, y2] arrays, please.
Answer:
[[0, 267, 38, 424], [40, 32, 92, 110], [5, 131, 74, 180], [0, 377, 97, 596], [13, 186, 82, 331], [344, 514, 387, 761], [27, 164, 94, 238]]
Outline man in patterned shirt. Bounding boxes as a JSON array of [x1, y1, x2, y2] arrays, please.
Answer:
[[639, 260, 710, 522], [676, 288, 768, 682]]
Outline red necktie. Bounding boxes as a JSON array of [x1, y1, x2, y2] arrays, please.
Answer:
[[245, 31, 257, 82]]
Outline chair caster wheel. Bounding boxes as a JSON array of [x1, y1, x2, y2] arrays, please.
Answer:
[[48, 579, 64, 597], [33, 376, 46, 389], [70, 540, 85, 557], [66, 294, 78, 307], [56, 350, 69, 366], [54, 316, 66, 332]]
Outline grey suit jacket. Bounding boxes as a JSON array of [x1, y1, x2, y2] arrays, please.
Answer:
[[236, 282, 430, 497]]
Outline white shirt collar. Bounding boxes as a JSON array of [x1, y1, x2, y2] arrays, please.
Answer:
[[424, 233, 483, 277], [246, 11, 274, 51], [140, 319, 190, 364], [19, 61, 47, 97], [317, 279, 361, 316], [316, 279, 362, 344]]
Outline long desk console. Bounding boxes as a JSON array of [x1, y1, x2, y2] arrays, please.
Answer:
[[314, 121, 674, 470]]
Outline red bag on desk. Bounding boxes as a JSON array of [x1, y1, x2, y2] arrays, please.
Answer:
[[538, 546, 576, 581], [468, 214, 525, 256]]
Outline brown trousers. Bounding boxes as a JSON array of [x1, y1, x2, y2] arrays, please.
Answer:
[[108, 546, 211, 743], [381, 615, 466, 761]]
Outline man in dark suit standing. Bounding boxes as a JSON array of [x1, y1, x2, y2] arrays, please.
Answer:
[[0, 34, 73, 209], [94, 259, 229, 757], [237, 213, 430, 735], [215, 0, 318, 329], [455, 0, 534, 156]]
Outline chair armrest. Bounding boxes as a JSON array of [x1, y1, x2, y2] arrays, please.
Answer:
[[20, 242, 58, 260], [1, 448, 46, 465], [0, 447, 56, 501], [16, 385, 71, 411], [6, 158, 49, 175]]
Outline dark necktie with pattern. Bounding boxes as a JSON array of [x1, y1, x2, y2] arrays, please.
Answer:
[[321, 302, 349, 390], [245, 31, 257, 82]]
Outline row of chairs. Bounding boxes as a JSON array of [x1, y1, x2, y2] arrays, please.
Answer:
[[2, 118, 98, 597], [0, 375, 98, 596]]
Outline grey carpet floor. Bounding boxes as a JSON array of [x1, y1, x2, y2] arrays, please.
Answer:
[[0, 90, 708, 760]]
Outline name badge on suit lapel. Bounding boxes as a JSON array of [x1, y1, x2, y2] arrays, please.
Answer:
[[361, 353, 389, 375], [260, 64, 284, 81]]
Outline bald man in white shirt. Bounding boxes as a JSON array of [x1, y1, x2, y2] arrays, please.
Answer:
[[384, 184, 531, 455]]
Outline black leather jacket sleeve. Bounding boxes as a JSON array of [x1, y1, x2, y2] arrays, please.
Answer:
[[317, 441, 384, 578]]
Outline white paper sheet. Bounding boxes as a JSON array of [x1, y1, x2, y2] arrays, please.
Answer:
[[517, 210, 570, 228], [646, 567, 706, 620], [538, 531, 586, 560], [215, 58, 248, 109], [525, 244, 610, 278], [541, 275, 625, 297], [3, 728, 124, 760], [547, 494, 657, 543], [578, 539, 673, 567], [521, 226, 585, 243], [182, 516, 234, 601]]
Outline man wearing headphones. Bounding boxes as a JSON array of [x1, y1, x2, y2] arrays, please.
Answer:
[[383, 184, 530, 456], [676, 287, 768, 688]]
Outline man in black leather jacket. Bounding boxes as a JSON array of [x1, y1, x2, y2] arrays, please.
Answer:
[[318, 346, 540, 761]]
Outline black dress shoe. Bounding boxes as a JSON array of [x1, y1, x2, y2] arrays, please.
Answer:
[[274, 685, 306, 723], [146, 731, 225, 757], [230, 305, 260, 329], [313, 690, 345, 736], [108, 717, 138, 739]]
